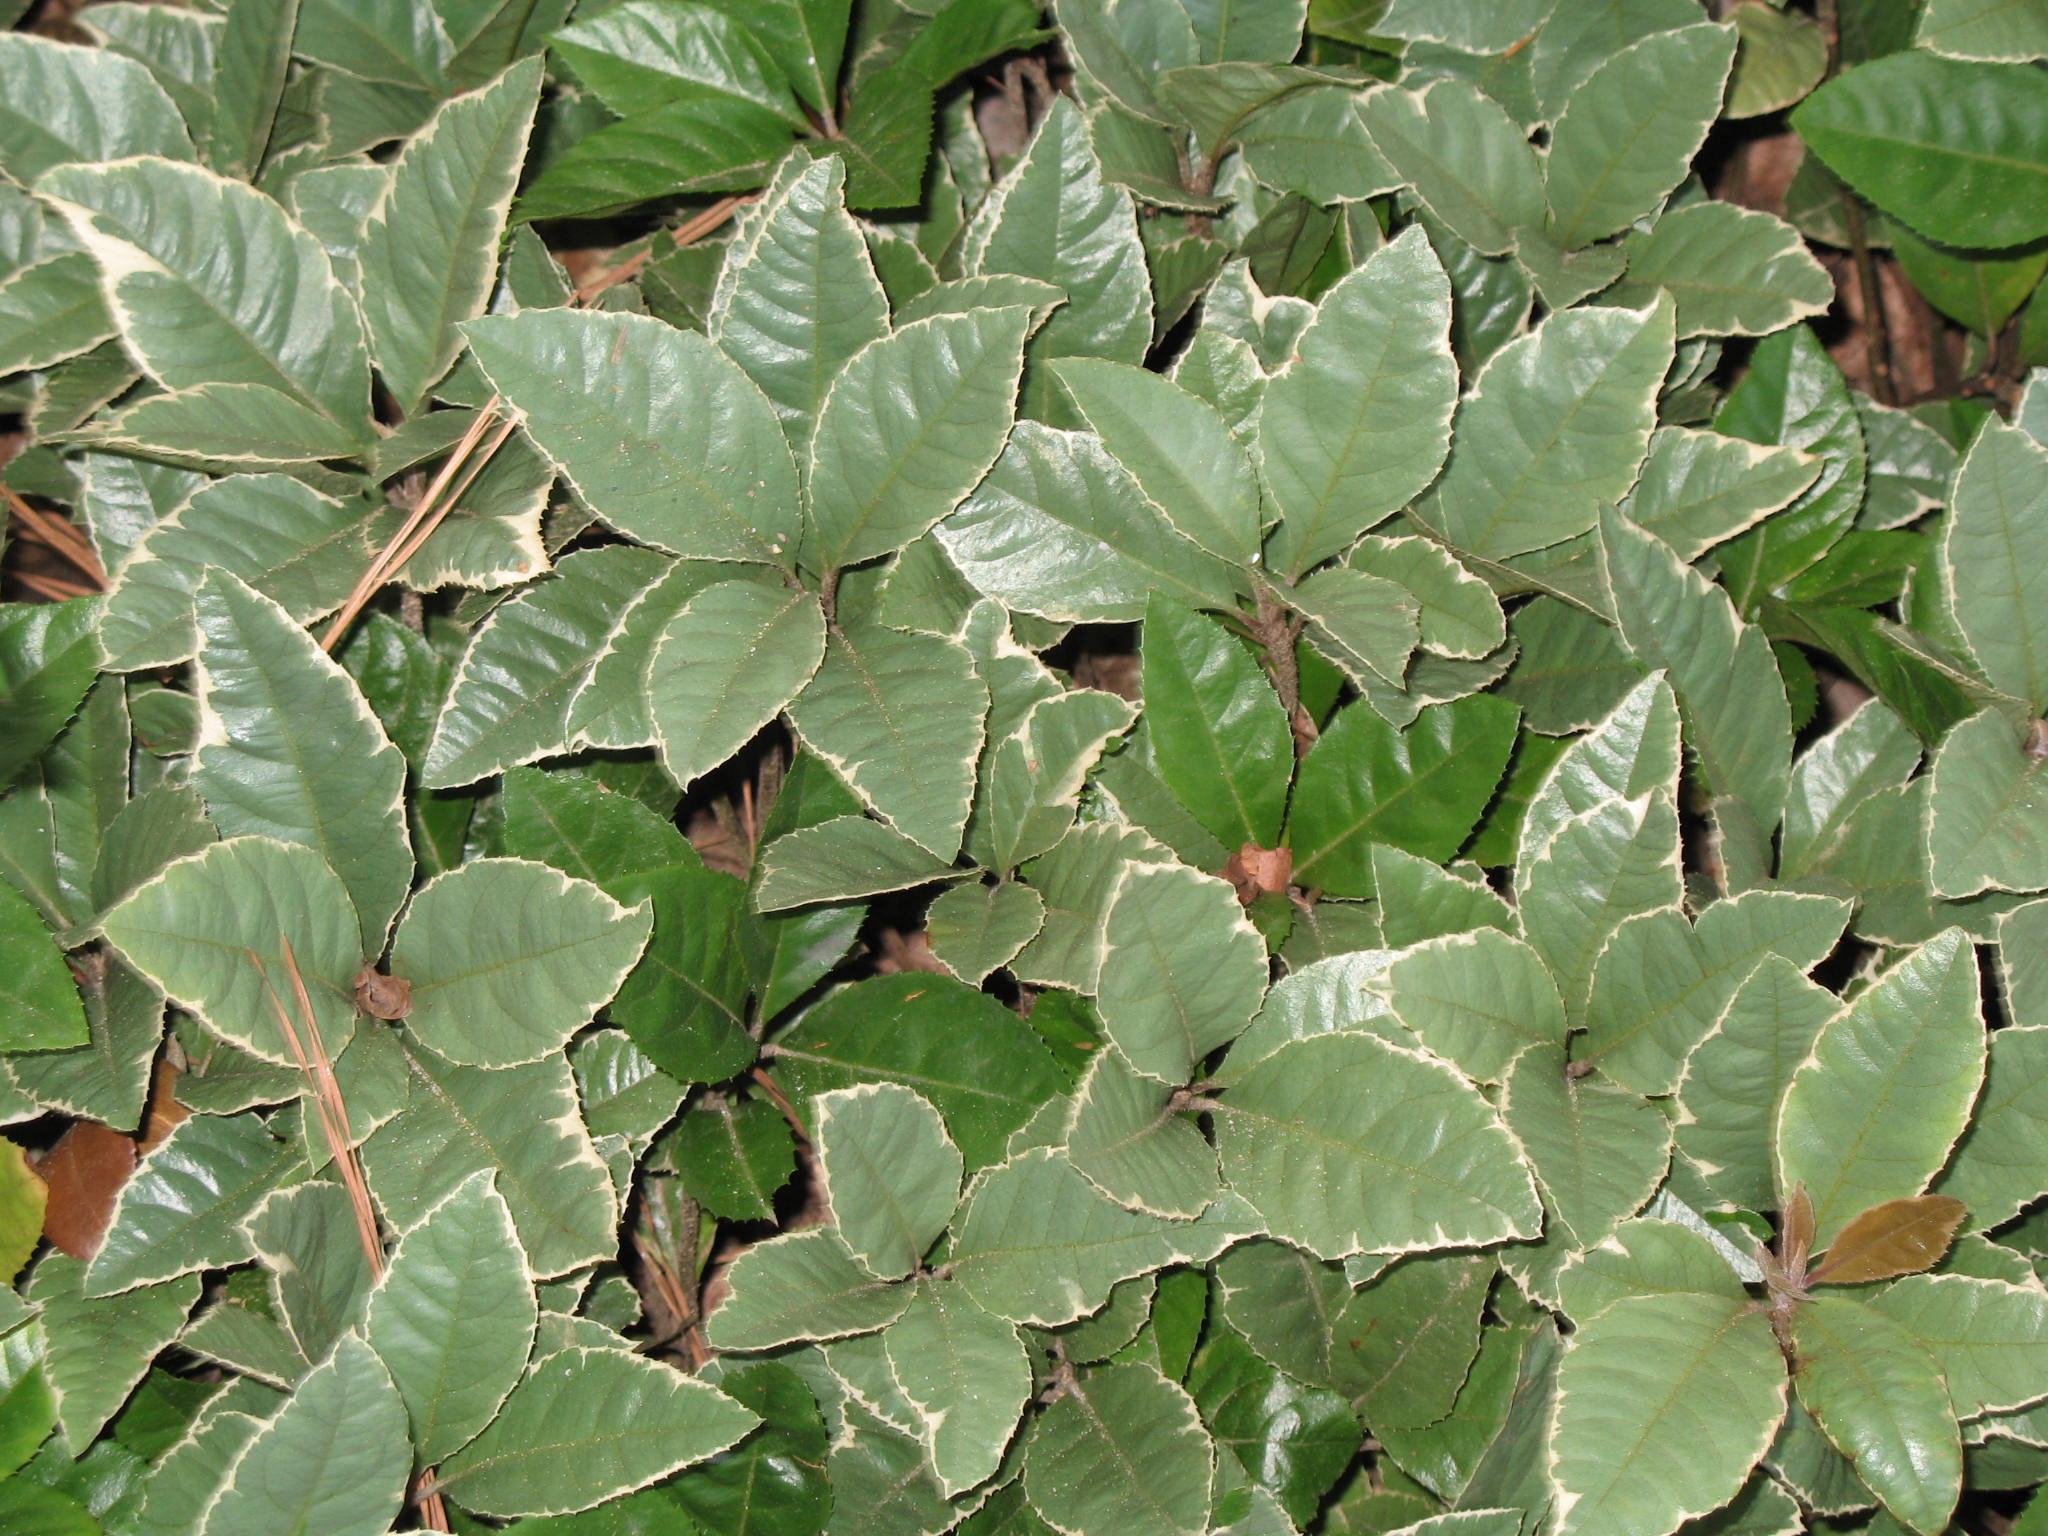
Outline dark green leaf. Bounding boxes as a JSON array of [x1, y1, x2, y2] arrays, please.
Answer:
[[1289, 694, 1521, 896]]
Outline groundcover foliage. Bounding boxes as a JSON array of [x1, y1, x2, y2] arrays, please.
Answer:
[[4, 0, 2048, 1531]]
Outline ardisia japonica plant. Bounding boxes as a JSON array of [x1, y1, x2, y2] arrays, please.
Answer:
[[4, 0, 2048, 1532]]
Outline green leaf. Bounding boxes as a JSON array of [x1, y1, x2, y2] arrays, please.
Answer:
[[573, 1030, 684, 1149], [1290, 695, 1521, 897], [1360, 79, 1545, 257], [705, 1226, 912, 1350], [814, 1083, 962, 1280], [362, 1037, 618, 1279], [1375, 0, 1558, 52], [646, 582, 825, 792], [1518, 673, 1678, 864], [939, 421, 1246, 623], [0, 34, 195, 184], [665, 1095, 794, 1223], [0, 253, 114, 375], [1292, 566, 1421, 689], [201, 1334, 410, 1536], [28, 1255, 197, 1448], [462, 309, 801, 568], [1676, 957, 1839, 1213], [803, 306, 1032, 574], [771, 973, 1068, 1169], [1350, 535, 1504, 662], [754, 814, 962, 910], [1428, 297, 1674, 562], [1581, 890, 1849, 1097], [818, 1400, 958, 1536], [1370, 843, 1513, 945], [1776, 928, 1987, 1247], [1793, 51, 2048, 250], [1516, 792, 1683, 1021], [1065, 1044, 1219, 1218], [0, 599, 99, 796], [295, 0, 450, 90], [883, 1280, 1031, 1497], [1892, 223, 2048, 338], [710, 153, 890, 447], [356, 57, 542, 414], [245, 1181, 371, 1367], [1543, 22, 1735, 247], [1187, 1327, 1355, 1527], [1603, 508, 1793, 829], [79, 378, 368, 464], [86, 1109, 298, 1297], [1097, 860, 1267, 1085], [1783, 698, 1922, 881], [664, 1360, 832, 1532], [99, 835, 358, 1066], [99, 474, 369, 674], [1623, 426, 1822, 565], [1051, 357, 1261, 567], [1024, 1363, 1212, 1536], [390, 858, 650, 1068], [1332, 1251, 1496, 1432], [1613, 202, 1834, 339], [964, 98, 1151, 392], [1141, 594, 1291, 852], [1726, 0, 1827, 117], [1500, 599, 1647, 736], [1371, 928, 1564, 1085], [363, 1170, 535, 1465], [1934, 1020, 2048, 1230], [1869, 1273, 2048, 1418], [0, 1142, 43, 1288], [926, 879, 1045, 986], [1943, 422, 2048, 711], [787, 617, 986, 858], [1257, 226, 1458, 577], [438, 1346, 758, 1518], [514, 91, 792, 223], [1858, 397, 1956, 532], [1928, 710, 2048, 898], [548, 0, 797, 119], [1918, 0, 2048, 60], [565, 559, 747, 753], [424, 545, 671, 788], [949, 1147, 1257, 1326], [1548, 1293, 1785, 1536], [37, 156, 370, 444], [191, 569, 411, 954], [1012, 823, 1176, 992], [1792, 1297, 1960, 1536], [0, 881, 85, 1053], [1214, 1031, 1540, 1261], [1554, 1215, 1748, 1324], [1499, 1049, 1672, 1302], [203, 0, 298, 180]]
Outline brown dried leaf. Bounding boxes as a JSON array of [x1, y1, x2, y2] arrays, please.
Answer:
[[38, 1120, 136, 1261], [1223, 843, 1294, 905], [353, 966, 413, 1021], [1809, 1194, 1967, 1286]]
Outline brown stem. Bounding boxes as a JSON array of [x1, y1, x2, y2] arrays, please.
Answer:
[[320, 401, 505, 653], [750, 1066, 810, 1143], [572, 194, 753, 303], [1251, 583, 1316, 757], [1842, 197, 1897, 407]]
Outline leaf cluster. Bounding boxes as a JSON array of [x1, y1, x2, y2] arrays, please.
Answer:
[[3, 1, 2048, 1534]]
